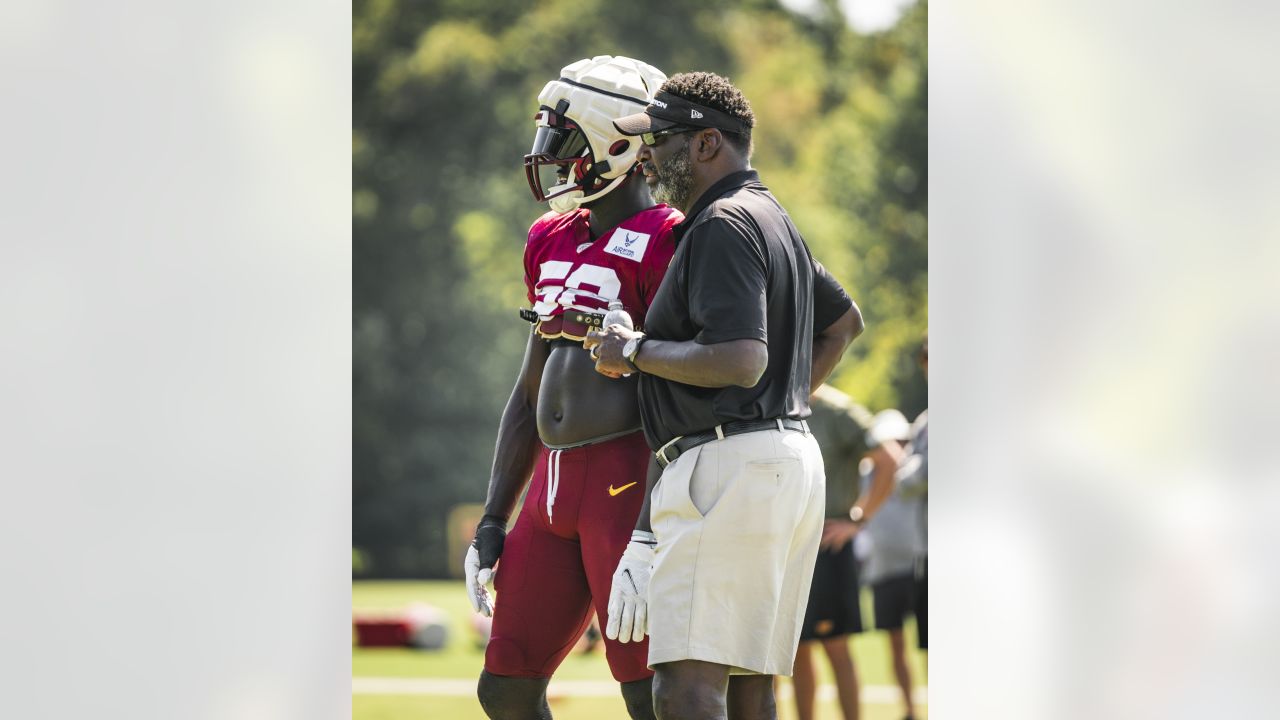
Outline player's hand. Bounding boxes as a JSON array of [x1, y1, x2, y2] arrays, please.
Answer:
[[820, 518, 861, 550], [606, 531, 656, 643], [585, 325, 642, 379], [464, 514, 508, 616]]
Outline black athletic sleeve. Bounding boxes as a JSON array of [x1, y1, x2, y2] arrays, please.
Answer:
[[812, 260, 853, 333], [686, 217, 769, 345]]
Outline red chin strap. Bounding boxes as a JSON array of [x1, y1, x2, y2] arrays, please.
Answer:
[[570, 156, 589, 182]]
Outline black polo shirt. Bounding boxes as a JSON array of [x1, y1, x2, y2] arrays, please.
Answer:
[[638, 169, 853, 450]]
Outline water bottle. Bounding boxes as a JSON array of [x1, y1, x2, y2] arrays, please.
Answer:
[[602, 299, 634, 331], [601, 300, 634, 377]]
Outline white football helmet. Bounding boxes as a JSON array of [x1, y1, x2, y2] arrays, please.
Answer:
[[524, 55, 667, 213]]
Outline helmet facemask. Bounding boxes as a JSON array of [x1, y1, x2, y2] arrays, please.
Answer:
[[523, 101, 608, 213]]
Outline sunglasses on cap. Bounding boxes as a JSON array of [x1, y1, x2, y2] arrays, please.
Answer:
[[640, 126, 696, 147]]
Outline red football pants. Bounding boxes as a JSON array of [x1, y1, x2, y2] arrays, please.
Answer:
[[485, 431, 652, 682]]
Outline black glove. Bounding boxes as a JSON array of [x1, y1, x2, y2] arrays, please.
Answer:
[[473, 514, 508, 571]]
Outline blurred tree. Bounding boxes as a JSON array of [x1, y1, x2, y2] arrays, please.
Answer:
[[354, 0, 927, 577]]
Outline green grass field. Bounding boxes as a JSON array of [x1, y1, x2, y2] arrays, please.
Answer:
[[354, 580, 927, 719]]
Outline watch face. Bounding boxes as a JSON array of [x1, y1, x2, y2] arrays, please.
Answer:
[[624, 335, 645, 362]]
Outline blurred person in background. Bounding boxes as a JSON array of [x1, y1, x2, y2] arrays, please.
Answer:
[[789, 385, 899, 720], [462, 55, 680, 720], [588, 72, 863, 720], [895, 336, 928, 658], [859, 409, 919, 720]]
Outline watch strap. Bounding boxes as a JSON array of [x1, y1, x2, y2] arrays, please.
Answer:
[[625, 334, 647, 371]]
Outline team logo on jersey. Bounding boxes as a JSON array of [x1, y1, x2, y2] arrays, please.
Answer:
[[604, 229, 650, 261]]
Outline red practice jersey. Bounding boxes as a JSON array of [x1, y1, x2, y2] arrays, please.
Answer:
[[524, 205, 682, 341]]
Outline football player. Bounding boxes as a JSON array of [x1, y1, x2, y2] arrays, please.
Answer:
[[464, 55, 681, 720]]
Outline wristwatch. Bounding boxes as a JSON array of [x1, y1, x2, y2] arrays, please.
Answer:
[[622, 334, 646, 373], [848, 505, 866, 525]]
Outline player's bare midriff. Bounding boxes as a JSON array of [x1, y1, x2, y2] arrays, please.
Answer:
[[536, 341, 641, 447]]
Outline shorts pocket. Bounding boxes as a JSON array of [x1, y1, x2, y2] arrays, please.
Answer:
[[666, 444, 721, 519], [732, 457, 801, 525], [688, 462, 722, 517], [687, 452, 799, 520], [744, 458, 799, 480], [650, 444, 704, 529]]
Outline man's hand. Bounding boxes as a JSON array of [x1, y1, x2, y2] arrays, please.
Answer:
[[895, 453, 927, 499], [585, 324, 643, 379], [464, 514, 508, 616], [819, 517, 861, 551], [606, 531, 656, 643]]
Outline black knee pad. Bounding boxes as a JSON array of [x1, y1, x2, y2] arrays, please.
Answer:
[[477, 670, 552, 720]]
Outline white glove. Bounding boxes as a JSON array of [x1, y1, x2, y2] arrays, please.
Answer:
[[606, 531, 656, 643], [464, 514, 507, 617], [464, 545, 495, 616]]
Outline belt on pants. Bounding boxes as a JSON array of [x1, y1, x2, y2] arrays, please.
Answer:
[[654, 418, 808, 469]]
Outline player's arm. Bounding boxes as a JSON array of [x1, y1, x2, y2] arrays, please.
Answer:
[[482, 328, 549, 519], [465, 328, 548, 616]]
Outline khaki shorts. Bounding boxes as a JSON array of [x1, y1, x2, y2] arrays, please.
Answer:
[[647, 428, 825, 676]]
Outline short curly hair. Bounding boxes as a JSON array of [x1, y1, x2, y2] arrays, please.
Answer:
[[661, 72, 755, 156]]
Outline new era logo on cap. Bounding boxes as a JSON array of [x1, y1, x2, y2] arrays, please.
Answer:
[[690, 109, 703, 119]]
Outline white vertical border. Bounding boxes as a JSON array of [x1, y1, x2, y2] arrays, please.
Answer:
[[933, 0, 1280, 717], [0, 2, 351, 718]]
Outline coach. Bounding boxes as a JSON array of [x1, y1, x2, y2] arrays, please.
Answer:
[[586, 72, 862, 720]]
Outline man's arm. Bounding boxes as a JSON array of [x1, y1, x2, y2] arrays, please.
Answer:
[[855, 440, 904, 520], [632, 336, 767, 388], [810, 303, 863, 394], [632, 455, 663, 533], [895, 448, 928, 499], [820, 438, 903, 550], [591, 217, 771, 386], [593, 299, 855, 389], [586, 326, 767, 388]]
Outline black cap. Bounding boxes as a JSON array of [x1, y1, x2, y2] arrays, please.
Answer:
[[613, 91, 753, 136]]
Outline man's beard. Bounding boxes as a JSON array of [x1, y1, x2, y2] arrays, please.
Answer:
[[652, 138, 695, 209]]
